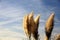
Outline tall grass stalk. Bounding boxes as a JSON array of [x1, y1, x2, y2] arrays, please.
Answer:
[[32, 15, 40, 40], [45, 13, 55, 40], [23, 15, 31, 40]]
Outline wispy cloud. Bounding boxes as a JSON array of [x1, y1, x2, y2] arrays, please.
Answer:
[[0, 27, 26, 40], [0, 17, 22, 26], [0, 0, 28, 40]]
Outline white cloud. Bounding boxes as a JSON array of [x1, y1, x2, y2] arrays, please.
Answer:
[[40, 19, 46, 22], [12, 26, 23, 30], [55, 18, 60, 22], [0, 1, 28, 40], [0, 37, 22, 40], [0, 1, 28, 25], [0, 27, 26, 40], [0, 17, 22, 26], [0, 7, 27, 18]]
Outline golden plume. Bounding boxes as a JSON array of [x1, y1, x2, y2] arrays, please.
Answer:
[[23, 11, 40, 40], [32, 15, 40, 40], [23, 15, 31, 40], [45, 13, 55, 40]]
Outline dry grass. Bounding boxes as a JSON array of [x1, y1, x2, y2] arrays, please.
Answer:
[[45, 13, 55, 40], [54, 34, 60, 40], [23, 12, 60, 40], [23, 14, 31, 40], [23, 12, 40, 40]]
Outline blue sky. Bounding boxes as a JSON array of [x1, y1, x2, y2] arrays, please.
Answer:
[[0, 0, 60, 40]]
